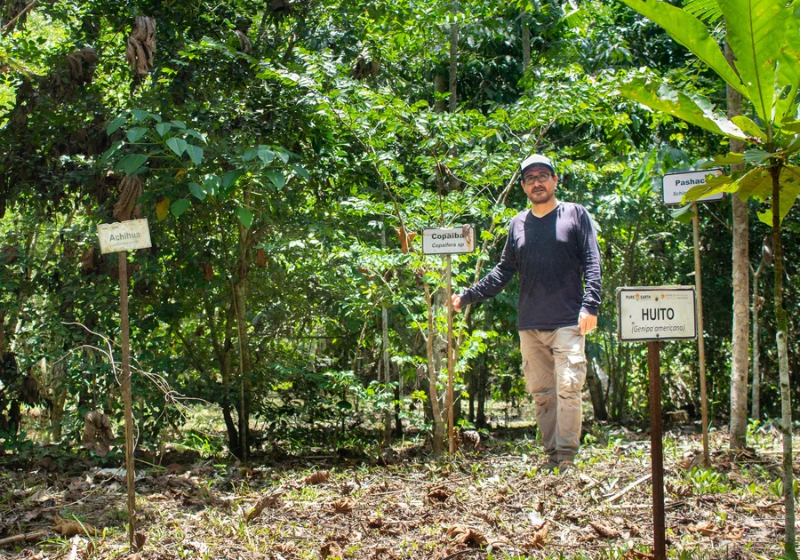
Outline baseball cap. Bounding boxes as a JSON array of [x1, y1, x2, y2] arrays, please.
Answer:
[[520, 154, 555, 175]]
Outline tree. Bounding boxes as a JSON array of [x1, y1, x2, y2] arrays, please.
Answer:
[[619, 0, 800, 554]]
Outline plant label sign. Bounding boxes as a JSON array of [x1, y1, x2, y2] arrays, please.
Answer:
[[98, 219, 152, 254], [422, 225, 475, 255], [617, 286, 697, 342], [662, 169, 724, 205]]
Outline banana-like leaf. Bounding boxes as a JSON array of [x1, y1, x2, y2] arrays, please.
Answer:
[[712, 153, 745, 164], [731, 115, 767, 142], [718, 0, 787, 124], [775, 1, 800, 126], [756, 165, 800, 224], [620, 79, 747, 140], [670, 203, 696, 223], [684, 172, 736, 201], [619, 0, 746, 97]]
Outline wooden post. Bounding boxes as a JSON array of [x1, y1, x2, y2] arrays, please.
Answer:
[[692, 203, 710, 467], [647, 340, 666, 560], [119, 250, 136, 548], [446, 254, 456, 454]]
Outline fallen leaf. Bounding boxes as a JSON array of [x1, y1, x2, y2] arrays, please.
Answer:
[[184, 541, 209, 554], [331, 498, 354, 514], [134, 531, 146, 550], [590, 521, 620, 539], [321, 541, 343, 558], [247, 491, 282, 521], [303, 470, 331, 485], [274, 542, 297, 553], [446, 525, 489, 547], [427, 486, 450, 502], [688, 520, 718, 536], [166, 463, 184, 474], [524, 523, 549, 549], [367, 516, 384, 528], [723, 526, 745, 540], [54, 515, 99, 537]]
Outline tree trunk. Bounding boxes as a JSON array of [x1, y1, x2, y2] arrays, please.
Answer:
[[586, 356, 608, 421], [424, 284, 445, 457], [476, 355, 488, 428], [232, 279, 252, 461], [726, 41, 749, 449], [434, 75, 447, 114], [751, 265, 762, 421], [771, 163, 796, 557], [381, 227, 392, 445]]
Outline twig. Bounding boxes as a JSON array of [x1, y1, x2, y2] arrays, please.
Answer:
[[1, 0, 37, 33], [0, 530, 48, 547], [603, 473, 652, 503]]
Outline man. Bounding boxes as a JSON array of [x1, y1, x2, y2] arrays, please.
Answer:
[[452, 154, 601, 471]]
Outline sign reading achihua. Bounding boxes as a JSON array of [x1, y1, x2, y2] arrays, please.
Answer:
[[422, 225, 476, 255], [616, 286, 697, 342], [662, 169, 724, 205], [98, 219, 152, 254]]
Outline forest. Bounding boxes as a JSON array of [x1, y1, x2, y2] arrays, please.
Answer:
[[0, 0, 799, 558]]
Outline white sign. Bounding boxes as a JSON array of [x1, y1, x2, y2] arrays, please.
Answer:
[[422, 225, 476, 255], [617, 286, 697, 342], [98, 219, 152, 254], [662, 169, 724, 205]]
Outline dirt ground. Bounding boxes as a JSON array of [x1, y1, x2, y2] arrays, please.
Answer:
[[0, 424, 797, 560]]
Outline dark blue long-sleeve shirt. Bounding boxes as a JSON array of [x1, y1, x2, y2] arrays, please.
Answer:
[[458, 203, 602, 331]]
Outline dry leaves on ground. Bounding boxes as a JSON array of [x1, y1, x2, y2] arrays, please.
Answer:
[[303, 470, 331, 485], [54, 516, 99, 537], [445, 525, 489, 547]]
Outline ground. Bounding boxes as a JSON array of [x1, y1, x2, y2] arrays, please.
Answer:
[[0, 421, 797, 560]]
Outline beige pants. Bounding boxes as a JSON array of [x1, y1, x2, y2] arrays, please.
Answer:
[[520, 326, 586, 462]]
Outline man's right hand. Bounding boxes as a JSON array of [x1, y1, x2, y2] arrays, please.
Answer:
[[451, 294, 462, 313]]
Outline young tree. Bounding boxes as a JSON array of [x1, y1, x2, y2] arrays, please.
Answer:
[[619, 0, 799, 554]]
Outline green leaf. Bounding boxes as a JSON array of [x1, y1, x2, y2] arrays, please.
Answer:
[[166, 137, 187, 157], [712, 153, 745, 164], [119, 154, 148, 175], [291, 164, 311, 180], [743, 149, 774, 164], [756, 167, 800, 225], [718, 0, 787, 123], [736, 167, 772, 201], [730, 116, 767, 142], [685, 172, 736, 201], [266, 170, 286, 190], [188, 182, 207, 200], [126, 127, 147, 143], [775, 14, 800, 127], [670, 203, 696, 223], [618, 0, 746, 97], [107, 115, 127, 135], [185, 144, 204, 165], [131, 109, 149, 122], [171, 120, 187, 129], [204, 174, 221, 197], [683, 0, 722, 22], [222, 170, 243, 189], [185, 129, 207, 143], [170, 199, 191, 217], [779, 119, 800, 133], [257, 146, 274, 165], [235, 207, 253, 228], [620, 79, 747, 140], [156, 122, 172, 137], [275, 150, 290, 164]]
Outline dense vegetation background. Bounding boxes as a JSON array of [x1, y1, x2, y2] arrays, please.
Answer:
[[1, 0, 798, 460]]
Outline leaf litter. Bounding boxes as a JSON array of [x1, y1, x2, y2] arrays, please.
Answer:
[[0, 428, 795, 559]]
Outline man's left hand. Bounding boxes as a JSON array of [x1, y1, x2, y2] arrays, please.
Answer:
[[579, 311, 597, 335]]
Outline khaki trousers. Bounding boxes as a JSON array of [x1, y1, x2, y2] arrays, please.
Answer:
[[520, 326, 586, 462]]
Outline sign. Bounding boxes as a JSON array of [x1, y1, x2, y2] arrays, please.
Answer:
[[98, 219, 152, 254], [422, 225, 475, 255], [617, 286, 697, 342], [662, 169, 724, 205]]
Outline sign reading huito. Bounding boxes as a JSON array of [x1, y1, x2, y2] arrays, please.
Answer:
[[662, 169, 723, 206], [98, 219, 152, 254], [422, 225, 475, 255], [617, 286, 697, 342]]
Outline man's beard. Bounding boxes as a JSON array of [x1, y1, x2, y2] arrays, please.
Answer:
[[528, 189, 554, 204]]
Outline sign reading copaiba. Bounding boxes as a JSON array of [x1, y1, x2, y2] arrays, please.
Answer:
[[422, 225, 476, 255], [662, 169, 724, 206], [98, 219, 152, 254], [616, 286, 697, 342]]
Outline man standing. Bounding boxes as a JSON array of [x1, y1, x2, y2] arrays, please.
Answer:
[[452, 154, 601, 471]]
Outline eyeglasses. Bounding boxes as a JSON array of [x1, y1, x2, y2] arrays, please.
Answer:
[[522, 173, 552, 185]]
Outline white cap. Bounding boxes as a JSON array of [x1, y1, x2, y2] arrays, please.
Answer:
[[520, 154, 555, 174]]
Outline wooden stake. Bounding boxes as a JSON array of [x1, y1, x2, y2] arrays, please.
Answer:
[[692, 203, 710, 467], [446, 254, 456, 454], [119, 250, 136, 548], [648, 340, 666, 560]]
